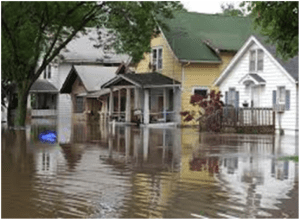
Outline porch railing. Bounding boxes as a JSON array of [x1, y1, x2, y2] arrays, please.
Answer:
[[221, 106, 275, 133], [149, 111, 176, 123]]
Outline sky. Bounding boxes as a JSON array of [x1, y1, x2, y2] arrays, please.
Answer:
[[180, 0, 242, 14]]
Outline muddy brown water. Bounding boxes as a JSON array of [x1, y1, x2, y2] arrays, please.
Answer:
[[2, 118, 298, 218]]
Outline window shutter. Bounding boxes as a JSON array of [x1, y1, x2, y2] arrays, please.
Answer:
[[235, 91, 239, 108], [285, 90, 290, 110], [272, 90, 276, 107], [225, 91, 228, 105], [225, 91, 228, 117]]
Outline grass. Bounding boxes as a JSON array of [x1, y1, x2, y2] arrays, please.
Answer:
[[278, 156, 298, 162]]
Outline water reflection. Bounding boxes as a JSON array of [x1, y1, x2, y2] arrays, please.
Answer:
[[1, 119, 298, 218]]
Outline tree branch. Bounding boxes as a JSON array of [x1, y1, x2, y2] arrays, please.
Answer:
[[33, 2, 105, 82]]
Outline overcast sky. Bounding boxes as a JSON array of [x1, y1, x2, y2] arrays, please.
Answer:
[[180, 0, 242, 14]]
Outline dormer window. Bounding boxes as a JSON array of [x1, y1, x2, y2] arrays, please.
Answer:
[[249, 49, 264, 72], [43, 65, 52, 79], [152, 47, 163, 71]]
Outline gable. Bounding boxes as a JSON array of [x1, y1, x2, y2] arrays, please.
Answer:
[[60, 65, 117, 93], [214, 36, 297, 86]]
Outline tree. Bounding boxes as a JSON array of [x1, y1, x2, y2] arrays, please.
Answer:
[[1, 1, 183, 127], [180, 90, 224, 132], [220, 3, 246, 17], [241, 1, 298, 60]]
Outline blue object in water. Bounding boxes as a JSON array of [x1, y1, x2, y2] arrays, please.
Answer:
[[39, 130, 57, 144]]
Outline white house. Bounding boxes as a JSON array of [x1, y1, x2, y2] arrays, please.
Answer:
[[214, 35, 298, 134], [28, 28, 130, 119]]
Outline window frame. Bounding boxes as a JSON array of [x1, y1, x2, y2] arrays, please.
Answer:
[[249, 49, 264, 72], [47, 65, 51, 79], [75, 96, 84, 113], [228, 87, 236, 106], [151, 46, 163, 71], [192, 86, 209, 97], [277, 86, 286, 104]]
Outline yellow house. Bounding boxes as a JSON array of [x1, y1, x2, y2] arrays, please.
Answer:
[[134, 11, 254, 125]]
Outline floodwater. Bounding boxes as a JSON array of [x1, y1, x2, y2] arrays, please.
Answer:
[[2, 118, 298, 218]]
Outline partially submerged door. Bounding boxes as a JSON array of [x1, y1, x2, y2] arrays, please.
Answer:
[[251, 86, 260, 107]]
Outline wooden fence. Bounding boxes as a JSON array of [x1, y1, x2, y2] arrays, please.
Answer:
[[216, 106, 275, 134]]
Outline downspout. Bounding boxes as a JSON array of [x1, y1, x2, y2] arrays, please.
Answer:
[[181, 62, 191, 91]]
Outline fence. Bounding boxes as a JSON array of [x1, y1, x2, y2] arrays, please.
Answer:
[[224, 106, 275, 133], [208, 106, 275, 134]]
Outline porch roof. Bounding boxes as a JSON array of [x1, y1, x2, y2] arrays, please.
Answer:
[[101, 72, 181, 89], [86, 88, 110, 98], [30, 79, 58, 93], [239, 73, 266, 86]]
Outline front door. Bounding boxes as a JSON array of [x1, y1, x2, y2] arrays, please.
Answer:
[[251, 86, 260, 107]]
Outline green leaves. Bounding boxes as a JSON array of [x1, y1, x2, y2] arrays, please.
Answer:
[[2, 1, 183, 126], [242, 1, 298, 60]]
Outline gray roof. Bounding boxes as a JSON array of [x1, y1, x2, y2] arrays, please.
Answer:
[[30, 79, 58, 93], [60, 65, 117, 93], [86, 89, 110, 98], [102, 72, 181, 88], [59, 28, 130, 64], [249, 74, 266, 83], [255, 35, 298, 82]]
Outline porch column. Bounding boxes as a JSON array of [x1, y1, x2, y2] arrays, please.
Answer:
[[134, 88, 140, 109], [125, 126, 131, 162], [125, 88, 131, 122], [118, 89, 121, 121], [143, 127, 149, 161], [109, 88, 114, 118], [143, 89, 150, 124], [163, 88, 167, 122], [174, 87, 182, 124]]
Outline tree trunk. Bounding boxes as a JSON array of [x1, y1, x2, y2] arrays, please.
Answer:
[[15, 86, 29, 127]]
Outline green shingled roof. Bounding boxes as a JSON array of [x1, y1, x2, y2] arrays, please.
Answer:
[[160, 11, 255, 62]]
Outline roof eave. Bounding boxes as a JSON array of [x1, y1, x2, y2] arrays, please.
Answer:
[[179, 59, 222, 64]]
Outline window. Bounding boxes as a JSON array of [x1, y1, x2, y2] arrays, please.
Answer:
[[193, 87, 208, 97], [75, 96, 84, 113], [47, 65, 51, 79], [43, 70, 47, 79], [152, 47, 163, 70], [249, 49, 264, 72], [228, 88, 236, 106], [278, 86, 285, 103]]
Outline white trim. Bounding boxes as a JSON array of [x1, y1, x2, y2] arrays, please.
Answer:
[[192, 86, 210, 95], [151, 46, 163, 71], [120, 75, 142, 87], [277, 86, 286, 104], [158, 26, 180, 63], [238, 74, 266, 86], [144, 84, 181, 89], [214, 35, 296, 86]]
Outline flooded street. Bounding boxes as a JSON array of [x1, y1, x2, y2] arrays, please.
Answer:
[[2, 118, 298, 218]]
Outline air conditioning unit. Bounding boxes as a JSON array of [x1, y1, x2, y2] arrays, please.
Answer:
[[274, 104, 285, 113]]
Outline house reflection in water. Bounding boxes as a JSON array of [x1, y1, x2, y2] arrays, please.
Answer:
[[193, 134, 298, 218], [99, 125, 182, 172]]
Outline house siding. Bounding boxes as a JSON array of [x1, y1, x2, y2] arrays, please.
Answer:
[[182, 52, 234, 125], [57, 64, 73, 121], [219, 42, 298, 132], [135, 34, 182, 83], [135, 34, 235, 126], [71, 77, 88, 121]]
